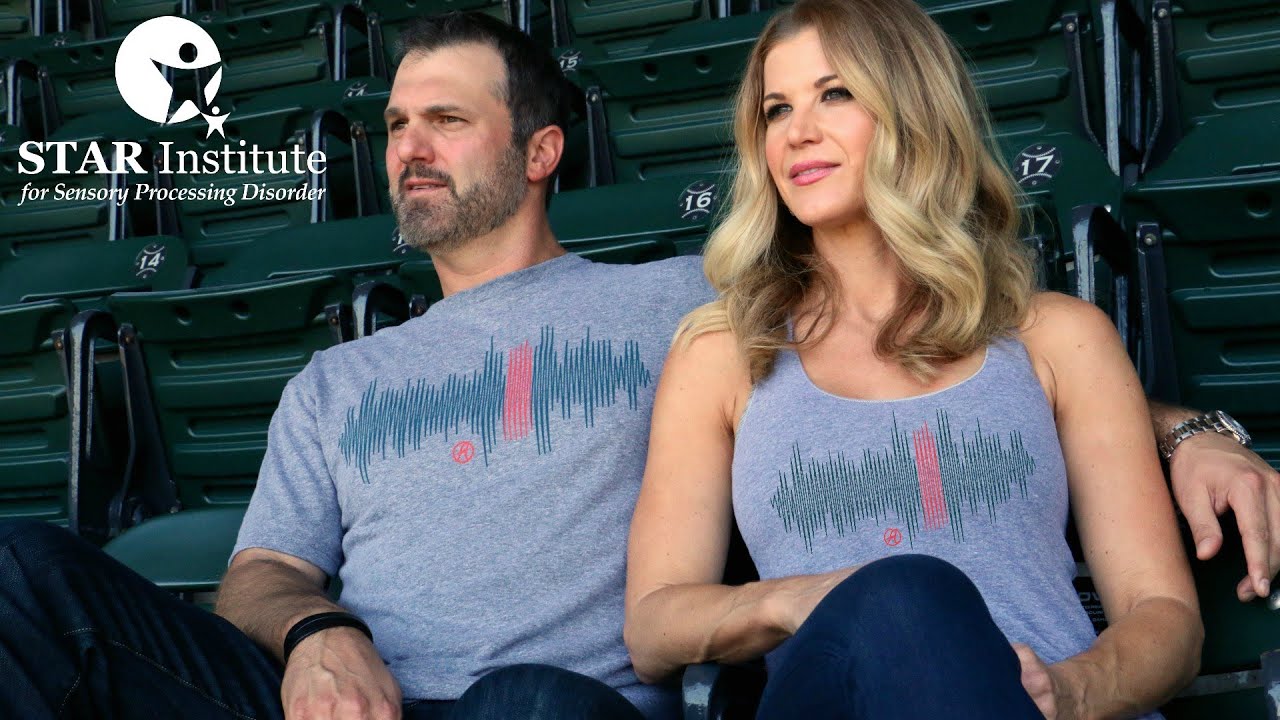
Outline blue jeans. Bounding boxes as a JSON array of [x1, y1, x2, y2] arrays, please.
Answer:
[[757, 554, 1046, 720], [0, 519, 643, 720]]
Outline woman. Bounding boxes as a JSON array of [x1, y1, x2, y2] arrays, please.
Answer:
[[623, 0, 1202, 717]]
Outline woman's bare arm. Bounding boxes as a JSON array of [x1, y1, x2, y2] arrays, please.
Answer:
[[1025, 293, 1202, 718], [624, 331, 853, 684]]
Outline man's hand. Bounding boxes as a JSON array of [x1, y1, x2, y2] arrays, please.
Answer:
[[1013, 643, 1077, 720], [1169, 432, 1280, 602], [281, 626, 403, 720]]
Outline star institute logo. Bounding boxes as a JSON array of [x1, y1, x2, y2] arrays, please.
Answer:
[[114, 16, 230, 139]]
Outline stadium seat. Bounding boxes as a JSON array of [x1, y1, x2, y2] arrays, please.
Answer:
[[79, 0, 189, 38], [1160, 521, 1278, 719], [79, 271, 347, 585], [338, 76, 392, 215], [202, 211, 420, 286], [922, 1, 1109, 147], [1124, 105, 1280, 718], [0, 0, 36, 39], [360, 0, 514, 79], [102, 505, 245, 591], [549, 0, 720, 59], [560, 13, 766, 183], [1144, 0, 1280, 172], [549, 171, 728, 256], [998, 132, 1131, 345], [0, 300, 73, 530], [1, 57, 44, 142], [29, 32, 129, 130], [0, 234, 190, 542], [103, 273, 348, 517], [1124, 107, 1279, 469], [186, 3, 371, 107], [0, 127, 148, 253]]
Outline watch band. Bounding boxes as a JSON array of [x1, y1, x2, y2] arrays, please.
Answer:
[[283, 611, 373, 663], [1158, 410, 1250, 460]]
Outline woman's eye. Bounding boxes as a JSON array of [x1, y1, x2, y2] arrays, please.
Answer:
[[822, 87, 853, 101], [764, 104, 789, 122]]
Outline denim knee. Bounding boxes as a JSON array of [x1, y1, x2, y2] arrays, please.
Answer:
[[809, 554, 986, 637]]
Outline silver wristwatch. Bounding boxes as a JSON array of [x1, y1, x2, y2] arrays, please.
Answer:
[[1158, 410, 1251, 461]]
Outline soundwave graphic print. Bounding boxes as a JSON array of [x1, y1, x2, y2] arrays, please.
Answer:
[[770, 411, 1036, 550], [338, 326, 652, 482]]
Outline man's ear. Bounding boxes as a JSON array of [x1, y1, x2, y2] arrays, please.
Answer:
[[525, 124, 565, 184]]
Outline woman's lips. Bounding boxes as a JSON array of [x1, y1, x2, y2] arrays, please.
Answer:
[[791, 165, 836, 186]]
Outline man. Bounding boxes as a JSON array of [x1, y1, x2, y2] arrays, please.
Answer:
[[0, 11, 1275, 720]]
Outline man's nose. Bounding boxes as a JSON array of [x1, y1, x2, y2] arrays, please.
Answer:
[[393, 121, 436, 167]]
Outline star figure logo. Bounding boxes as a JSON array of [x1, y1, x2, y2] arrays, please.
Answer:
[[202, 106, 229, 138]]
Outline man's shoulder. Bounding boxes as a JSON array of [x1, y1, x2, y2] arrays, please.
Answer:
[[577, 255, 710, 296]]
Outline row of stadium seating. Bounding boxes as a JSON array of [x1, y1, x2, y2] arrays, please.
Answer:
[[1, 0, 1278, 717]]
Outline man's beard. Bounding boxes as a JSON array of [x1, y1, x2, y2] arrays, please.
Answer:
[[392, 144, 527, 254]]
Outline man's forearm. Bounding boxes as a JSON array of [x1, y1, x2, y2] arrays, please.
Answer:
[[214, 558, 344, 661], [1147, 399, 1198, 439]]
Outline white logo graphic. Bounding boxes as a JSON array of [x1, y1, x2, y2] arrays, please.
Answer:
[[114, 16, 229, 138]]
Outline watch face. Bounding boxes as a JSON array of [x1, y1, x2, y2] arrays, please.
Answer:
[[1218, 411, 1252, 446]]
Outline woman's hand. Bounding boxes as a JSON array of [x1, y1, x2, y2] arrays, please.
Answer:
[[1012, 643, 1076, 720]]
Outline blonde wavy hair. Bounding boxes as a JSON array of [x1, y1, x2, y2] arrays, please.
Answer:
[[679, 0, 1036, 382]]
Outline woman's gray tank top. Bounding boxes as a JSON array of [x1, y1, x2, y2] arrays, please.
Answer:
[[732, 335, 1100, 667]]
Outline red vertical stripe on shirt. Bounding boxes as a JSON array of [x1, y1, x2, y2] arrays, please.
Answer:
[[503, 341, 533, 441]]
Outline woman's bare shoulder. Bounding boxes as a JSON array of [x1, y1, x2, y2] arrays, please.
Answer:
[[1019, 291, 1119, 354]]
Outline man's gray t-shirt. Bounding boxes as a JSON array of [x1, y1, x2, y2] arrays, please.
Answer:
[[233, 254, 713, 717]]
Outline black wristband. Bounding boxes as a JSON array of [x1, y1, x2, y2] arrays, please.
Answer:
[[283, 611, 373, 663]]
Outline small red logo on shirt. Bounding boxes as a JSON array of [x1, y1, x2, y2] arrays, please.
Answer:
[[452, 440, 476, 464], [884, 528, 903, 547]]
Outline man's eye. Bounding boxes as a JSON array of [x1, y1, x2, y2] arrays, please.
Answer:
[[388, 120, 406, 131], [441, 116, 464, 124], [764, 104, 789, 122]]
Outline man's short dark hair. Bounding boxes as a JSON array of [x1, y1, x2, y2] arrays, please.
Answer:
[[394, 12, 571, 149]]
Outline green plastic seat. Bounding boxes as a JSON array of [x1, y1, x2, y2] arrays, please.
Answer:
[[32, 33, 129, 129], [340, 78, 392, 216], [0, 235, 191, 539], [0, 234, 191, 308], [556, 0, 715, 58], [91, 0, 186, 37], [203, 212, 424, 286], [1125, 108, 1280, 470], [105, 273, 348, 514], [1124, 107, 1280, 716], [0, 299, 73, 527], [1163, 0, 1280, 134], [922, 0, 1106, 145], [0, 0, 35, 39], [0, 132, 130, 252], [188, 4, 358, 107], [361, 0, 512, 79], [562, 13, 767, 183], [549, 172, 729, 256], [102, 506, 245, 591], [998, 131, 1124, 294]]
